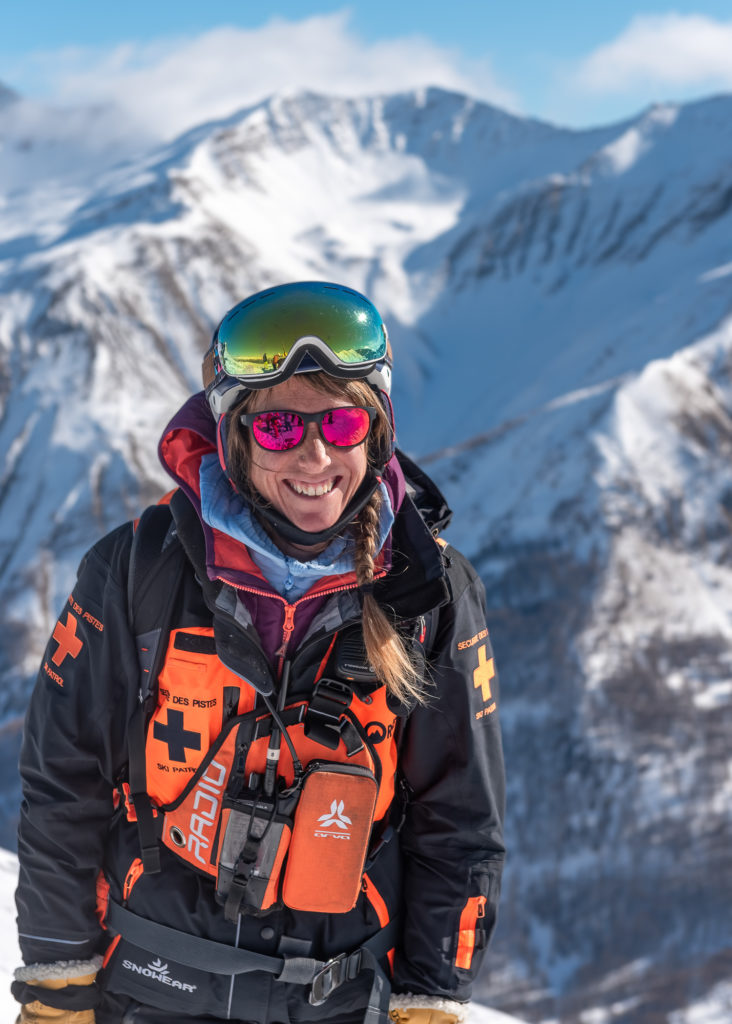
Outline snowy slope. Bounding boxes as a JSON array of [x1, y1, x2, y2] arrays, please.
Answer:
[[0, 849, 20, 1018], [1, 86, 732, 1022]]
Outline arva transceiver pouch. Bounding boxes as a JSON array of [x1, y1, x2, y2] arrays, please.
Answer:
[[282, 762, 378, 913], [216, 794, 293, 919]]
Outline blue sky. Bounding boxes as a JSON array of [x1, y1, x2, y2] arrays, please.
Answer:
[[3, 2, 732, 132]]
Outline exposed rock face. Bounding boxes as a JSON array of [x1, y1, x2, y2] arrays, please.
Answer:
[[1, 87, 732, 1022]]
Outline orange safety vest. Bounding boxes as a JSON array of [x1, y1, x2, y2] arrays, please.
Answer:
[[126, 624, 400, 918]]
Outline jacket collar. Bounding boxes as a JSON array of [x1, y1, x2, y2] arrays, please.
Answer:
[[374, 490, 451, 620]]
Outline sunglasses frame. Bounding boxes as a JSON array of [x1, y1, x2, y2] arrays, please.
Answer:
[[240, 405, 378, 451]]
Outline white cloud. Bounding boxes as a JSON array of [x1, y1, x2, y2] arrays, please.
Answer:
[[10, 12, 519, 142], [574, 13, 732, 93]]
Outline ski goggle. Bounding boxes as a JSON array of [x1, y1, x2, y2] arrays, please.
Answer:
[[240, 406, 377, 451], [206, 282, 388, 389]]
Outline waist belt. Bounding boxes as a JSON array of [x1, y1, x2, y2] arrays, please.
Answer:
[[106, 900, 397, 1021]]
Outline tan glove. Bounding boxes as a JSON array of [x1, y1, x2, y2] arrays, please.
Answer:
[[389, 1010, 459, 1024], [388, 994, 467, 1024], [15, 959, 99, 1024]]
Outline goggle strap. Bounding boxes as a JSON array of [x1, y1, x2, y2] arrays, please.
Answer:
[[379, 389, 396, 443], [202, 347, 217, 389]]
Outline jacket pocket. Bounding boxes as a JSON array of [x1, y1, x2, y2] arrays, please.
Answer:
[[454, 894, 486, 970], [453, 863, 498, 971]]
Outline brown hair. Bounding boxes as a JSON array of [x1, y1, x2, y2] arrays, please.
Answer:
[[226, 373, 424, 704]]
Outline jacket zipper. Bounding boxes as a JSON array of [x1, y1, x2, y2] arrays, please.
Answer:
[[275, 605, 297, 668], [216, 569, 387, 675]]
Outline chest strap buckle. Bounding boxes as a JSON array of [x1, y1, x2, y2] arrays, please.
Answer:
[[304, 678, 352, 749]]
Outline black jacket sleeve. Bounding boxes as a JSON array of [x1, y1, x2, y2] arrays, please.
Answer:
[[393, 546, 505, 1001], [15, 525, 137, 966]]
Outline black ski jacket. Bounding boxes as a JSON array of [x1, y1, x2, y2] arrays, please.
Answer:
[[15, 442, 505, 1022]]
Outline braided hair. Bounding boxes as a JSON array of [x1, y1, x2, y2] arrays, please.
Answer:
[[354, 486, 424, 704]]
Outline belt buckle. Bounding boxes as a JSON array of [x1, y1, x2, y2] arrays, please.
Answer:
[[309, 954, 346, 1005]]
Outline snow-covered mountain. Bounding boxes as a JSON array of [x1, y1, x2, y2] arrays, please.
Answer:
[[1, 86, 732, 1023]]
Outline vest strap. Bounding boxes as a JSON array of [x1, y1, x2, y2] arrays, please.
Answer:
[[105, 899, 397, 1016], [107, 899, 282, 974], [126, 503, 188, 874]]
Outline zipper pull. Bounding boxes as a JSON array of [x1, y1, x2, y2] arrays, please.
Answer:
[[275, 604, 297, 663]]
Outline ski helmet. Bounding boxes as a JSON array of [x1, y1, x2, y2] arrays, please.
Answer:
[[202, 281, 392, 418]]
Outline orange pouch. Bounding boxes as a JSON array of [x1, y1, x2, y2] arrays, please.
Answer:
[[282, 762, 378, 913]]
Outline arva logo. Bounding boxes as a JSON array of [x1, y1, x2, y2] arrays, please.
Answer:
[[122, 956, 198, 993], [314, 799, 352, 840]]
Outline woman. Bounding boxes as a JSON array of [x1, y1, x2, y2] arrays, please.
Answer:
[[14, 282, 505, 1024]]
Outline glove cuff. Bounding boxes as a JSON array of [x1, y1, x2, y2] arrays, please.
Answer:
[[15, 957, 103, 986], [389, 993, 469, 1022]]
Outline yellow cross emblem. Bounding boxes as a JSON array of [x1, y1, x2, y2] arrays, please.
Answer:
[[473, 644, 495, 703]]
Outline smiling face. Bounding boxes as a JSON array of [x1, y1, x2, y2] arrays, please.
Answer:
[[243, 376, 370, 538]]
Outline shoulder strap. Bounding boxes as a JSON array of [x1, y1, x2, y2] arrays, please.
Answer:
[[126, 497, 188, 874], [127, 502, 178, 632]]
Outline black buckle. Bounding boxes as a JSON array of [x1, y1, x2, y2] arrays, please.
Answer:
[[309, 949, 362, 1005], [305, 679, 352, 750], [309, 954, 346, 1005]]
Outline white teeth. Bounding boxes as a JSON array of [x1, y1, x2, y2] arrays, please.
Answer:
[[289, 479, 335, 496]]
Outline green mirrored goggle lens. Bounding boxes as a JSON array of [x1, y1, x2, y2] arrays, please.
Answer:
[[215, 284, 387, 378]]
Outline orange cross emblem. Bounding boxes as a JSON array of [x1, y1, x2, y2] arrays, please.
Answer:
[[52, 612, 83, 666], [473, 644, 495, 703]]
